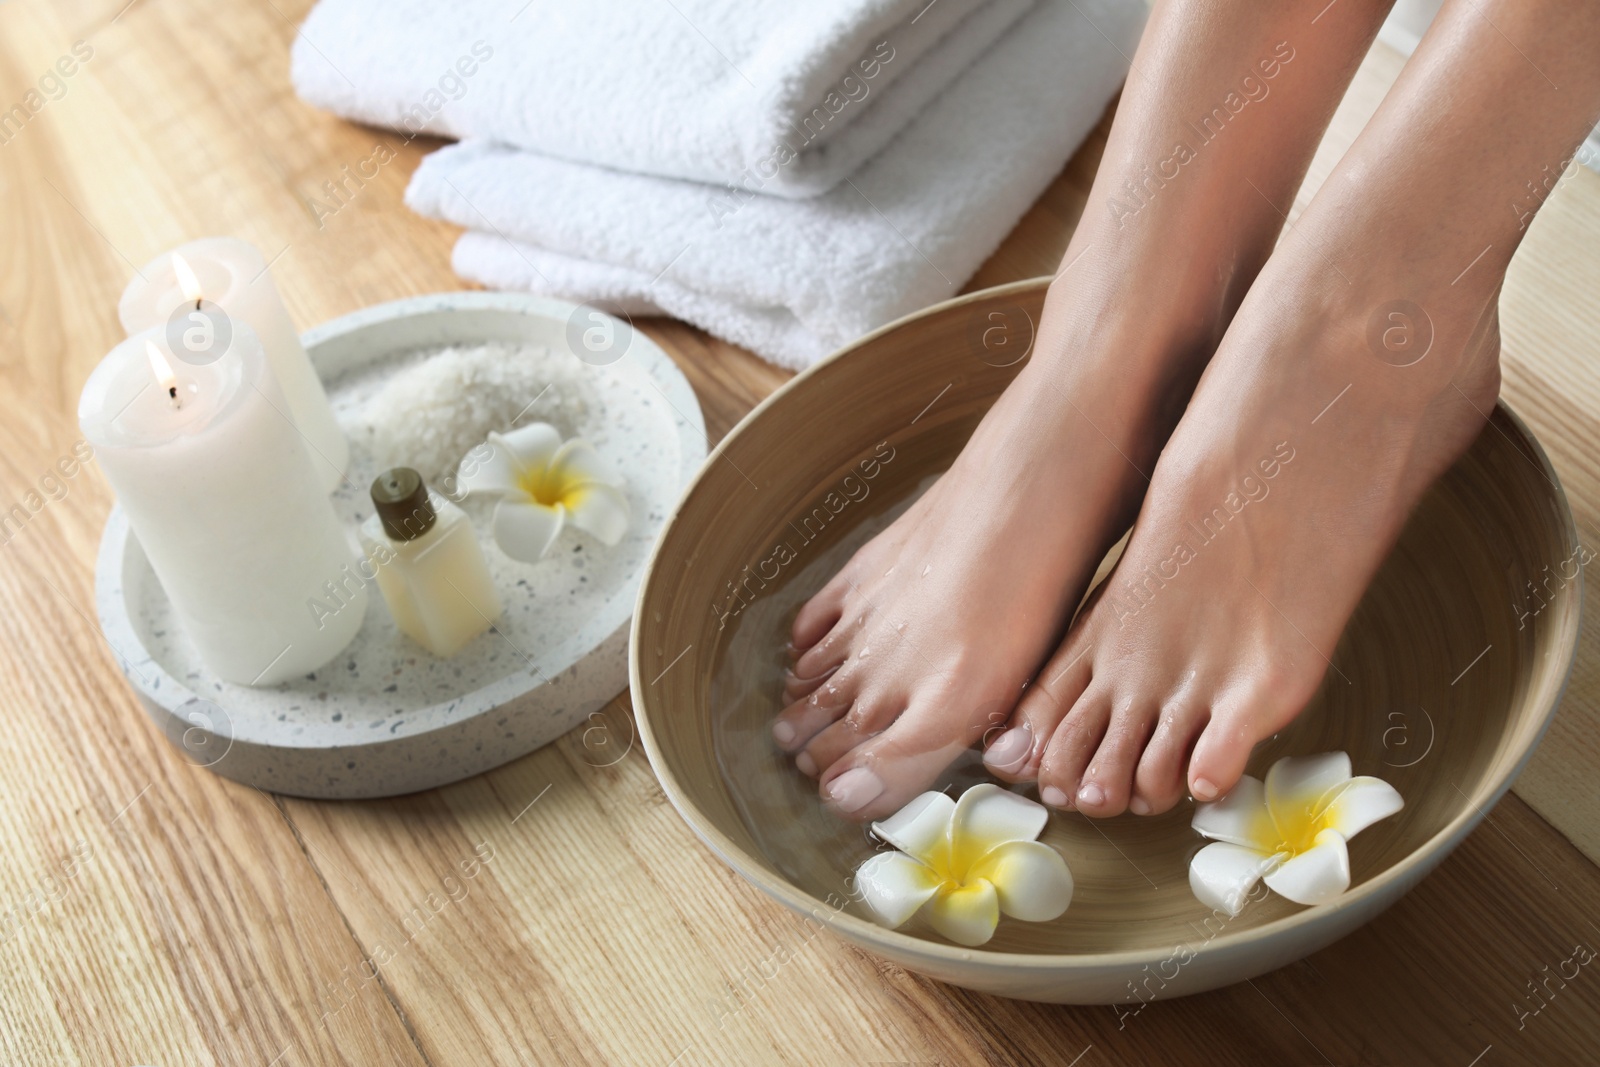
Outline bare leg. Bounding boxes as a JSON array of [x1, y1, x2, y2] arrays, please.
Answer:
[[992, 0, 1600, 817], [778, 0, 1397, 821]]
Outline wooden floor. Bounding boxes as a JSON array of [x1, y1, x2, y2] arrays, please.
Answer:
[[3, 2, 1599, 1064]]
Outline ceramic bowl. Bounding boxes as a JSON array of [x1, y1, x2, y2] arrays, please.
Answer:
[[97, 291, 704, 799], [631, 278, 1582, 1003]]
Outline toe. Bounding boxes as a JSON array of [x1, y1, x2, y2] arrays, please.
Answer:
[[983, 686, 1060, 782], [985, 640, 1094, 782], [797, 696, 902, 778], [790, 575, 848, 652], [1188, 707, 1258, 803], [1132, 701, 1208, 815], [1073, 700, 1156, 817], [771, 670, 855, 753], [816, 696, 998, 821], [781, 663, 839, 704], [791, 619, 857, 680], [819, 743, 968, 821], [1036, 692, 1110, 811], [980, 718, 1037, 780], [1189, 677, 1308, 801]]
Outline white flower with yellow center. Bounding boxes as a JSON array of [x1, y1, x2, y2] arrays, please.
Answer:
[[854, 784, 1074, 947], [1190, 751, 1403, 917], [456, 423, 630, 563]]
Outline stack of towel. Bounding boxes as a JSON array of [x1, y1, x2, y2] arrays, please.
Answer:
[[293, 0, 1146, 368]]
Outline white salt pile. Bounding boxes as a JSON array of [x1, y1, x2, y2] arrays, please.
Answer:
[[357, 341, 598, 484]]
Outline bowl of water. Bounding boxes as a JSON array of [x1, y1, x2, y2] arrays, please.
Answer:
[[630, 278, 1581, 1002]]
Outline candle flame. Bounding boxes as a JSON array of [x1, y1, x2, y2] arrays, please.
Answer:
[[145, 340, 180, 406], [171, 252, 204, 306]]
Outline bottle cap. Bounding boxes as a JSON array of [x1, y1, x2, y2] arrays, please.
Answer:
[[370, 467, 436, 542]]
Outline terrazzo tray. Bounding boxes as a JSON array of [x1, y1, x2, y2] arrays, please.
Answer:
[[95, 292, 705, 798]]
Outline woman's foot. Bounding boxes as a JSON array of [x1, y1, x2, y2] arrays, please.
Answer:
[[983, 234, 1503, 816], [775, 269, 1214, 822], [978, 0, 1600, 817], [772, 0, 1403, 822]]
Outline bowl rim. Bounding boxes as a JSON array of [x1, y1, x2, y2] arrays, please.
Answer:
[[630, 277, 1584, 971]]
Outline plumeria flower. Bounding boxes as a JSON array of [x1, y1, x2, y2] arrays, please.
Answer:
[[1189, 751, 1403, 917], [456, 422, 630, 563], [854, 784, 1074, 947]]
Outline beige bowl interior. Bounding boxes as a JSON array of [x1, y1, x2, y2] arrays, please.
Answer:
[[632, 278, 1581, 1001]]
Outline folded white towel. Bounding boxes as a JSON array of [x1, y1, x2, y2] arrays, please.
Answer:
[[406, 0, 1145, 369], [293, 0, 1033, 197]]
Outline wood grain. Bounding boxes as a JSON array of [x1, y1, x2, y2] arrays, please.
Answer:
[[0, 0, 1596, 1062]]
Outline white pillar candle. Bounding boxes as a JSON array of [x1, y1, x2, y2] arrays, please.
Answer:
[[79, 324, 367, 686], [118, 237, 348, 491]]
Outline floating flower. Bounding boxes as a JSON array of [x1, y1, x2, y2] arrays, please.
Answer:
[[1189, 751, 1403, 917], [456, 422, 629, 562], [854, 784, 1073, 947]]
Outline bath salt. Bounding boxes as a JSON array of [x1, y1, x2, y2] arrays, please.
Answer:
[[356, 341, 599, 483]]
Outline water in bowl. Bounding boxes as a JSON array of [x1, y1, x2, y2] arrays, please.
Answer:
[[703, 421, 1533, 959]]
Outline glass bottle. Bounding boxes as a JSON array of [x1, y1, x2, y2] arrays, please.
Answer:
[[359, 467, 501, 657]]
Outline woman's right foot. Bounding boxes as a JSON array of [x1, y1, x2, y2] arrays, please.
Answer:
[[972, 0, 1600, 820], [985, 245, 1503, 820]]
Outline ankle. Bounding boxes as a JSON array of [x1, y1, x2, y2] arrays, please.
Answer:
[[1032, 285, 1216, 465], [1271, 175, 1513, 403], [1239, 247, 1505, 424]]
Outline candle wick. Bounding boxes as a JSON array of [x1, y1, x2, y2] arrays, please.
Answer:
[[195, 298, 203, 311], [168, 384, 181, 408]]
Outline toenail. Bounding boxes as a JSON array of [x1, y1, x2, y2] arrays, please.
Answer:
[[1041, 785, 1069, 809], [1129, 797, 1151, 816], [827, 768, 883, 813], [796, 751, 818, 777], [771, 720, 796, 746], [1192, 777, 1219, 801], [1077, 782, 1105, 808], [982, 726, 1032, 773]]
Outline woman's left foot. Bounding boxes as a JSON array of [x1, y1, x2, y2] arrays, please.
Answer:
[[984, 231, 1504, 816]]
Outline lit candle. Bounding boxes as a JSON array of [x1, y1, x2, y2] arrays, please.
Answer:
[[118, 237, 348, 491], [79, 324, 367, 686]]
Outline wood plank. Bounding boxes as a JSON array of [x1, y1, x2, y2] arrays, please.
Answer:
[[0, 1, 458, 1063], [1, 1, 1598, 1064], [0, 552, 426, 1066], [289, 705, 1600, 1066], [1496, 171, 1600, 861]]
